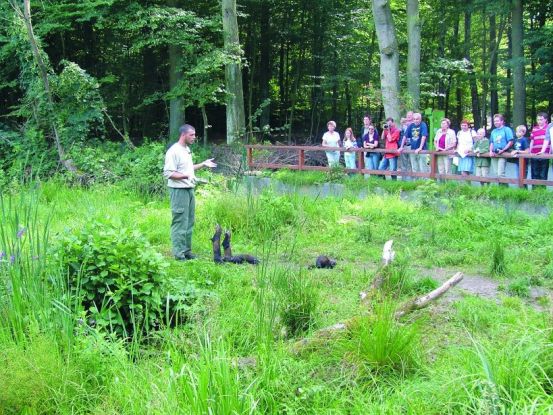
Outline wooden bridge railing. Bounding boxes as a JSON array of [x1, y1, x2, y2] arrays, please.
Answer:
[[245, 145, 553, 188]]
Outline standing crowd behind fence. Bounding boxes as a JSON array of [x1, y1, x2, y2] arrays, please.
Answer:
[[319, 111, 553, 186]]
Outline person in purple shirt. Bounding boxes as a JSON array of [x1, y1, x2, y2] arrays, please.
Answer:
[[363, 124, 380, 176]]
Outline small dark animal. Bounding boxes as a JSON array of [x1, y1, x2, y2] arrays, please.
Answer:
[[309, 255, 337, 269], [212, 224, 259, 265]]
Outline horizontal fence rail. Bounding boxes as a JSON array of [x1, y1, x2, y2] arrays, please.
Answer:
[[245, 145, 553, 188]]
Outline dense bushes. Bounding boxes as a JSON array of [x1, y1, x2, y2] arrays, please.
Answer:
[[59, 222, 168, 336]]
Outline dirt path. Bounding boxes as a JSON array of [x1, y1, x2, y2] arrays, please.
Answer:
[[425, 267, 552, 310]]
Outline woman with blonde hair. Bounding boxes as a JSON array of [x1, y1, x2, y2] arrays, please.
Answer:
[[342, 127, 357, 169], [322, 120, 341, 167]]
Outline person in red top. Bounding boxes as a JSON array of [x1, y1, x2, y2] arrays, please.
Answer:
[[378, 117, 400, 180], [529, 112, 550, 187]]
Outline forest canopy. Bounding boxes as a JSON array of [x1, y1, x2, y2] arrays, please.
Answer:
[[0, 0, 552, 156]]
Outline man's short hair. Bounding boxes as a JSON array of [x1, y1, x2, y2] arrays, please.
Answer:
[[493, 113, 504, 121], [179, 124, 195, 135], [386, 117, 394, 122], [537, 112, 549, 120]]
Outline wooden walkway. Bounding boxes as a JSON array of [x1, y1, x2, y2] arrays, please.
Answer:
[[245, 145, 553, 188]]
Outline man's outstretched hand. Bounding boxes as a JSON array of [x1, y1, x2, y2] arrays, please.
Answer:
[[203, 158, 217, 168]]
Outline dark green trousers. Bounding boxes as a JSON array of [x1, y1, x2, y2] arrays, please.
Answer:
[[169, 187, 195, 259]]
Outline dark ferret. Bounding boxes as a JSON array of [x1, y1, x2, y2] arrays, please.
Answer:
[[309, 255, 337, 269], [211, 224, 259, 265]]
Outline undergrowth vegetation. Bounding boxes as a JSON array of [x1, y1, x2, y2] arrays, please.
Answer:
[[1, 172, 552, 413]]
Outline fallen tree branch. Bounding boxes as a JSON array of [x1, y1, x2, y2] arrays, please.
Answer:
[[292, 271, 463, 354], [394, 272, 463, 318]]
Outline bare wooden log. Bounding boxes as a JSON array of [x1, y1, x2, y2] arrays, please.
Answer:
[[292, 271, 463, 354], [394, 272, 464, 318]]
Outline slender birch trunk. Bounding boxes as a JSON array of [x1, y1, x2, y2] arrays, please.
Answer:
[[372, 0, 401, 122], [407, 0, 421, 110]]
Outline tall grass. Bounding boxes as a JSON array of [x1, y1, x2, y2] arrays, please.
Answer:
[[460, 333, 553, 412], [0, 190, 73, 344], [274, 267, 319, 336], [169, 334, 258, 414], [342, 299, 419, 375]]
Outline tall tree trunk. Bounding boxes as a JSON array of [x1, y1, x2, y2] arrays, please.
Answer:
[[506, 29, 512, 120], [453, 14, 461, 123], [489, 15, 498, 118], [481, 15, 488, 126], [278, 37, 285, 119], [465, 10, 481, 127], [437, 18, 447, 109], [19, 0, 70, 169], [372, 0, 401, 122], [511, 0, 526, 127], [345, 80, 352, 127], [331, 52, 338, 121], [309, 3, 323, 139], [407, 0, 421, 110], [258, 1, 271, 128], [222, 0, 246, 143], [168, 44, 184, 139], [167, 0, 184, 139], [201, 105, 209, 146], [365, 28, 377, 117]]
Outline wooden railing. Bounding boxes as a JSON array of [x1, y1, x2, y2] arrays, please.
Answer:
[[245, 145, 553, 188]]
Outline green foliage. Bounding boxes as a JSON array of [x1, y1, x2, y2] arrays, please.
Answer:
[[275, 269, 319, 336], [170, 335, 258, 414], [342, 299, 418, 374], [3, 177, 553, 412], [326, 165, 346, 182], [463, 334, 552, 412], [118, 142, 166, 196], [0, 190, 72, 344], [490, 241, 507, 277], [58, 221, 168, 337], [207, 189, 297, 241], [506, 277, 531, 298], [53, 60, 105, 145]]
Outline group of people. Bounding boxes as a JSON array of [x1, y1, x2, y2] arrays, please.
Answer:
[[321, 111, 553, 183]]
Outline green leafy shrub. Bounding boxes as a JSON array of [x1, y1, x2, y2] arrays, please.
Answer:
[[53, 60, 105, 146], [118, 142, 167, 196], [65, 142, 122, 184], [58, 222, 168, 337]]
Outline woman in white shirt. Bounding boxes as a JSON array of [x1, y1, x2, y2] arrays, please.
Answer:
[[322, 120, 341, 167], [456, 119, 475, 176]]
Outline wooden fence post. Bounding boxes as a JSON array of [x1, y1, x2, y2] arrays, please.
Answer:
[[518, 157, 526, 188], [430, 152, 437, 180], [299, 148, 305, 170], [247, 146, 253, 169]]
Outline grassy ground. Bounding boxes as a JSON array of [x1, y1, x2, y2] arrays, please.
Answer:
[[1, 175, 552, 414]]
